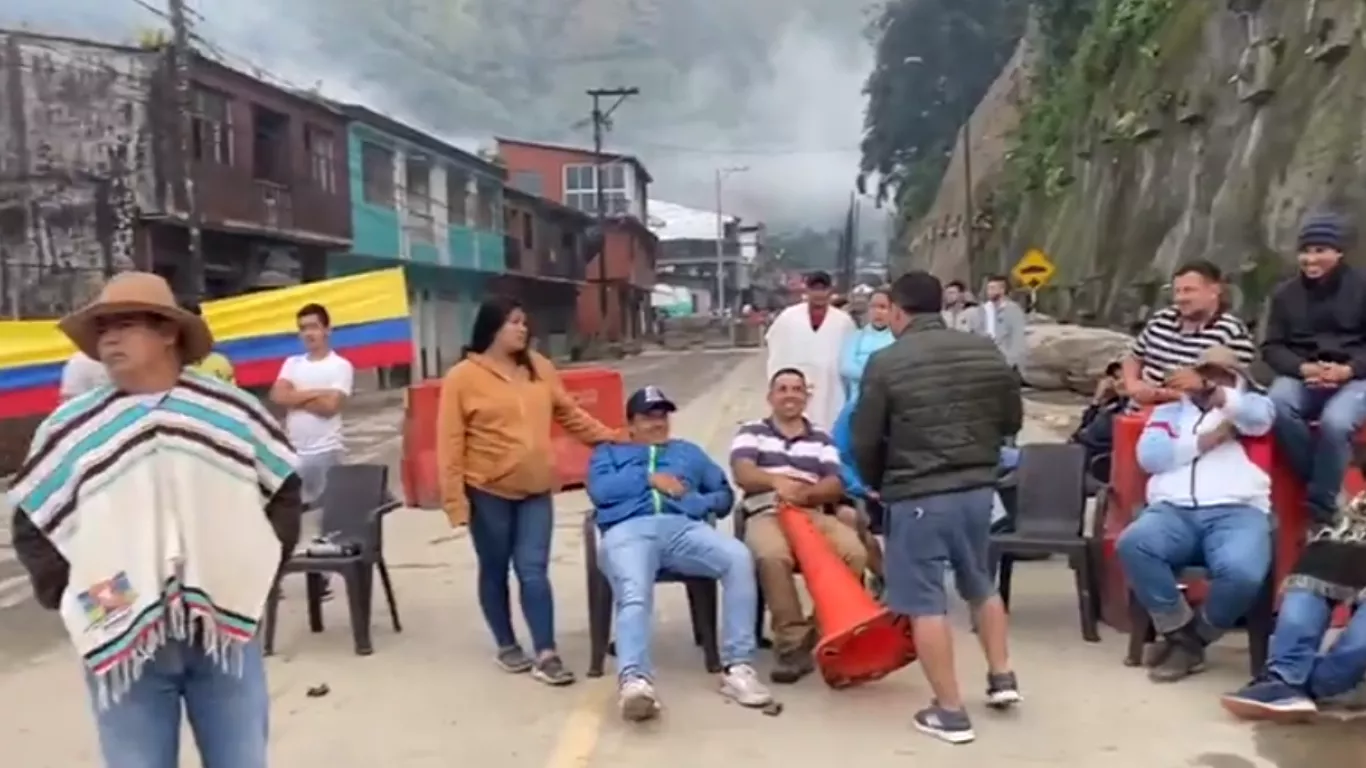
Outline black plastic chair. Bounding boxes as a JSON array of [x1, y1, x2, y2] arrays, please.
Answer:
[[989, 442, 1102, 643], [262, 463, 403, 656], [582, 512, 722, 677], [1123, 564, 1275, 674]]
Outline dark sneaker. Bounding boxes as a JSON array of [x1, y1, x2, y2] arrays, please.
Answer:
[[1221, 676, 1317, 722], [986, 671, 1022, 709], [618, 677, 661, 722], [531, 655, 576, 687], [1142, 638, 1173, 668], [1149, 639, 1205, 683], [495, 645, 533, 674], [769, 651, 814, 684], [912, 705, 975, 745]]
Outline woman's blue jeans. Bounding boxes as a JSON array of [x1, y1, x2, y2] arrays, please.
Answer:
[[467, 488, 557, 654]]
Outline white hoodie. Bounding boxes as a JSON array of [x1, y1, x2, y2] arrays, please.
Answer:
[[1136, 385, 1276, 512]]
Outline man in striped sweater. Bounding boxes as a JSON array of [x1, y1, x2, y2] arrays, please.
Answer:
[[1121, 260, 1256, 408]]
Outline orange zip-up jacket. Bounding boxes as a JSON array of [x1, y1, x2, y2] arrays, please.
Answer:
[[437, 351, 620, 526]]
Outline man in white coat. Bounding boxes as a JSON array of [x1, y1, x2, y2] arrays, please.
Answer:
[[765, 271, 857, 430]]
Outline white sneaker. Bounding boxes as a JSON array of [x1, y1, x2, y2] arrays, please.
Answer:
[[720, 663, 773, 707], [618, 677, 661, 722]]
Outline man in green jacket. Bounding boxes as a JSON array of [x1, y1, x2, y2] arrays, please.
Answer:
[[851, 270, 1023, 746]]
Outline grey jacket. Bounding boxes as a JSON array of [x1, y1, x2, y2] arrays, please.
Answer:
[[851, 314, 1023, 502], [967, 299, 1027, 369]]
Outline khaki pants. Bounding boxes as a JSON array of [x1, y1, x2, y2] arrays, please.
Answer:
[[744, 507, 869, 654]]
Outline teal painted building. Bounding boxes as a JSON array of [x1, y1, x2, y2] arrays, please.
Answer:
[[331, 104, 508, 379]]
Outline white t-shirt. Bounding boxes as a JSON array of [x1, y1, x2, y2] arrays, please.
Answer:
[[59, 352, 109, 399], [276, 351, 354, 456]]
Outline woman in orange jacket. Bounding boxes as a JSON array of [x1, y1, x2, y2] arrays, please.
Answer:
[[438, 296, 620, 686]]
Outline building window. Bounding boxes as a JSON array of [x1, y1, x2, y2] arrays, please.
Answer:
[[521, 210, 534, 249], [564, 162, 628, 215], [404, 156, 434, 243], [447, 168, 468, 226], [303, 125, 336, 193], [474, 179, 500, 231], [190, 86, 231, 165], [361, 142, 395, 207]]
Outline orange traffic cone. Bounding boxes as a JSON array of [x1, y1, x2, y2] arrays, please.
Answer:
[[777, 503, 917, 688]]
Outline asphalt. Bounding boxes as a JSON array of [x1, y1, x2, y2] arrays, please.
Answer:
[[2, 349, 1363, 766]]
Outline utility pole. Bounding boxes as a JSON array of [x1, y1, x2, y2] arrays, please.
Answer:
[[169, 0, 203, 301], [587, 87, 638, 336], [714, 166, 747, 338]]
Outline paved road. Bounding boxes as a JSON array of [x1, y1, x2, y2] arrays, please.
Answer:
[[0, 349, 758, 663]]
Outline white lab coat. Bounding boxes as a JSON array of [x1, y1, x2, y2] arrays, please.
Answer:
[[764, 303, 856, 430]]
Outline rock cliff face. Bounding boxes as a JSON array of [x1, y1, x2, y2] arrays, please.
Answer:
[[921, 0, 1366, 326]]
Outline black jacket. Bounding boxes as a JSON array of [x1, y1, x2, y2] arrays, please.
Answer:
[[1261, 264, 1366, 378], [851, 314, 1022, 502]]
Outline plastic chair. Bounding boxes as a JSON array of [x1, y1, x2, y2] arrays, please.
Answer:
[[582, 512, 722, 677], [262, 463, 403, 656], [989, 443, 1102, 643]]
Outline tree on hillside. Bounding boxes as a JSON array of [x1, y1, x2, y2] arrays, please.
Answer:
[[858, 0, 1029, 224]]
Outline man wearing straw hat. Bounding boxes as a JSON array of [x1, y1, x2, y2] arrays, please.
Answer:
[[6, 272, 303, 768]]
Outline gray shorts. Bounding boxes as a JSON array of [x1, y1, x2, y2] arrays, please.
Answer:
[[297, 450, 343, 537], [884, 486, 997, 617]]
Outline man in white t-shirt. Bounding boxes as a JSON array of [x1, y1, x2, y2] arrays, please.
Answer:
[[269, 302, 354, 510], [59, 351, 109, 400]]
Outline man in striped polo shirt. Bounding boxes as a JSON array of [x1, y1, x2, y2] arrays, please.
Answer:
[[730, 367, 868, 684], [1122, 261, 1256, 406]]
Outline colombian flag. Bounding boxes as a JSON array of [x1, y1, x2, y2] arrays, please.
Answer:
[[0, 268, 412, 419]]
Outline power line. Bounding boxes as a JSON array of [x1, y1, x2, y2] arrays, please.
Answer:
[[630, 141, 861, 157]]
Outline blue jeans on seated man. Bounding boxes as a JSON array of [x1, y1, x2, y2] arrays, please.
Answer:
[[90, 638, 268, 768], [1269, 590, 1366, 699], [1268, 376, 1366, 521], [1116, 502, 1272, 680], [598, 513, 757, 682]]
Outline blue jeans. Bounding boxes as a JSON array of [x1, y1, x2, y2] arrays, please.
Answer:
[[598, 514, 757, 681], [1268, 376, 1366, 520], [468, 488, 556, 654], [1116, 502, 1272, 636], [1268, 590, 1366, 699], [89, 638, 268, 768]]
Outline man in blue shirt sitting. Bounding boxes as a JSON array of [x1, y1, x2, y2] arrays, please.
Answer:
[[831, 399, 886, 593], [588, 386, 773, 722]]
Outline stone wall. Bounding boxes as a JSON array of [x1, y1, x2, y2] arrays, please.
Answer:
[[0, 33, 157, 318]]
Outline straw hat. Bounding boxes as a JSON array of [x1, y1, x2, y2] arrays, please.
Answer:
[[58, 271, 213, 364]]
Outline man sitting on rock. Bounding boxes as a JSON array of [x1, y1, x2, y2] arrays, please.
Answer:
[[1262, 212, 1366, 526], [1117, 346, 1276, 683], [1122, 260, 1256, 407], [588, 386, 773, 722], [1221, 488, 1366, 721]]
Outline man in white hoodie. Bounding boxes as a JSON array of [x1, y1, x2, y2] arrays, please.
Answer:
[[1116, 345, 1277, 684]]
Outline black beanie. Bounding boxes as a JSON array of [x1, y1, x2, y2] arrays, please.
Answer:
[[1298, 212, 1349, 253]]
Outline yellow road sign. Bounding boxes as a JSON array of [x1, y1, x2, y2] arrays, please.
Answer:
[[1012, 248, 1056, 289]]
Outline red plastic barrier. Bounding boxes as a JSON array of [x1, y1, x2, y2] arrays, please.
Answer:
[[401, 380, 444, 509], [551, 368, 626, 488], [1100, 412, 1358, 632]]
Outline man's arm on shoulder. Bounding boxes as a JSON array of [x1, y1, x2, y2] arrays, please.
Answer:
[[729, 426, 775, 493], [850, 359, 888, 490], [1136, 403, 1199, 474], [1219, 387, 1275, 437], [585, 444, 648, 508]]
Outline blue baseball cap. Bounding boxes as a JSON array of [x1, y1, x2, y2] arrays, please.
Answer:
[[626, 386, 677, 418]]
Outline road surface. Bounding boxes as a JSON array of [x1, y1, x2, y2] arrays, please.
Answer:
[[2, 348, 1362, 767]]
